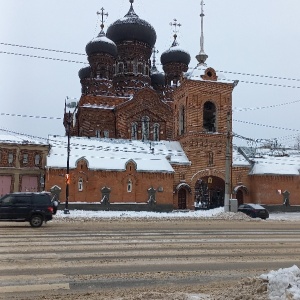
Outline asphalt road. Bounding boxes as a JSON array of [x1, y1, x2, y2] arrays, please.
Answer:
[[0, 218, 300, 299]]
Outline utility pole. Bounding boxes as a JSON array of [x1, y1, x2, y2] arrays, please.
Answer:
[[224, 111, 232, 212], [64, 111, 71, 214]]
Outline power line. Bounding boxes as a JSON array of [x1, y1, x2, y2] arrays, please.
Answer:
[[2, 42, 300, 83], [1, 112, 299, 144], [233, 100, 300, 112], [230, 79, 300, 89], [234, 119, 300, 132], [0, 42, 85, 56], [0, 112, 62, 120], [192, 67, 300, 83], [0, 127, 48, 143], [2, 43, 300, 89], [211, 77, 300, 89], [0, 51, 87, 64], [0, 127, 298, 164]]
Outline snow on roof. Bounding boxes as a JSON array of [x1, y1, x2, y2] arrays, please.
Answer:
[[232, 147, 252, 167], [163, 45, 190, 55], [46, 135, 190, 173], [0, 134, 47, 145], [239, 147, 300, 176], [184, 65, 235, 84], [82, 104, 115, 110], [250, 154, 300, 175], [89, 35, 117, 46]]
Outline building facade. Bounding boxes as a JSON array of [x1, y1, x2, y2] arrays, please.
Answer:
[[0, 135, 48, 196], [45, 1, 300, 209]]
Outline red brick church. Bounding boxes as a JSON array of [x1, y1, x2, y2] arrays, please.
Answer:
[[45, 0, 300, 210]]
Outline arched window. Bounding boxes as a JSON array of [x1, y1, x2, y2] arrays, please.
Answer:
[[142, 116, 150, 141], [138, 63, 143, 74], [78, 178, 83, 192], [179, 106, 185, 135], [203, 101, 216, 132], [153, 123, 160, 141], [118, 63, 124, 74], [127, 180, 132, 193], [131, 123, 138, 140]]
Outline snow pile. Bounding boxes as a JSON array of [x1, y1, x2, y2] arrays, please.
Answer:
[[260, 265, 300, 299], [54, 207, 225, 222], [213, 211, 254, 221], [53, 208, 265, 223]]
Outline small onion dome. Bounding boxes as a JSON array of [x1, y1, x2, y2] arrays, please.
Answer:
[[78, 66, 91, 80], [161, 39, 191, 66], [106, 3, 156, 47], [151, 67, 165, 86], [85, 31, 118, 57]]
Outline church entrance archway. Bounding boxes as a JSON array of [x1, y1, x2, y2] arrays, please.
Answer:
[[233, 185, 248, 207], [195, 176, 225, 209], [178, 189, 187, 209]]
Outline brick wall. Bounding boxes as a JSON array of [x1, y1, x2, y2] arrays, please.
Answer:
[[46, 158, 174, 204], [249, 175, 300, 205]]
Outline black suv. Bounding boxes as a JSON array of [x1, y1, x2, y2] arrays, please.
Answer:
[[0, 192, 54, 227]]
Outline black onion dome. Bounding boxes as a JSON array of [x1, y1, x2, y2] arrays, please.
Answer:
[[151, 67, 165, 86], [85, 31, 118, 57], [106, 4, 156, 47], [161, 43, 191, 66], [78, 66, 91, 80]]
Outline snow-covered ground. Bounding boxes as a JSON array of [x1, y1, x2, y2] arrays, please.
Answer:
[[55, 206, 300, 221], [55, 208, 300, 299]]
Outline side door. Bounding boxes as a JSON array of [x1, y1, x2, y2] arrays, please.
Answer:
[[0, 195, 15, 219], [14, 195, 32, 219], [178, 189, 187, 210], [21, 176, 38, 192]]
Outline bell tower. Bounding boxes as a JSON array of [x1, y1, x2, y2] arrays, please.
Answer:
[[172, 0, 238, 210]]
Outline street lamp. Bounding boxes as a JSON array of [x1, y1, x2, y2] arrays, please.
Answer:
[[224, 111, 232, 212], [64, 110, 71, 215]]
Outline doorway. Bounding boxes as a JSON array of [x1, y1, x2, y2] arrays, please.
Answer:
[[178, 189, 187, 209], [195, 176, 225, 209]]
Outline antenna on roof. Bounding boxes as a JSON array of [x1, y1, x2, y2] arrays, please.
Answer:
[[196, 0, 208, 66]]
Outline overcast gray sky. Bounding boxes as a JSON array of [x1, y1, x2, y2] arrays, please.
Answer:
[[0, 0, 299, 147]]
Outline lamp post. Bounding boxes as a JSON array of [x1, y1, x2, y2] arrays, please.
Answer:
[[64, 111, 71, 214], [224, 111, 232, 212]]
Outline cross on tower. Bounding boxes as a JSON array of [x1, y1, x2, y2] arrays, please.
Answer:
[[170, 18, 182, 38], [152, 47, 159, 67], [97, 7, 108, 31]]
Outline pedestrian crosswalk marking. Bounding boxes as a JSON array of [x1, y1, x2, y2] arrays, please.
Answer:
[[0, 283, 70, 293]]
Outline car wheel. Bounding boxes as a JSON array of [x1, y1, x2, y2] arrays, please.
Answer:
[[30, 215, 43, 228]]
